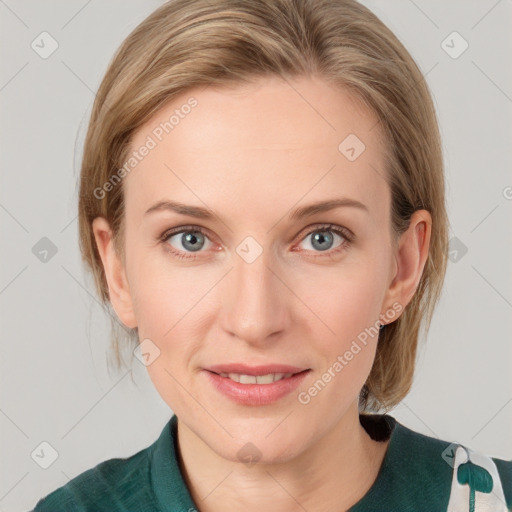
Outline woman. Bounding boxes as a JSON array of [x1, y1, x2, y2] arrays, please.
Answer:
[[32, 0, 511, 510]]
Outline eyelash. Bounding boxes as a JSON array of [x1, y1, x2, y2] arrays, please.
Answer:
[[158, 223, 354, 261]]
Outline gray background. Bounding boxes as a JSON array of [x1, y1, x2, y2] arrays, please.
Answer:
[[1, 0, 511, 510]]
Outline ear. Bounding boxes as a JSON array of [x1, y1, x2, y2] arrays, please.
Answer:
[[92, 217, 137, 329], [380, 209, 432, 323]]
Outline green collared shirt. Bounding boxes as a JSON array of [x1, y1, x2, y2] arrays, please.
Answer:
[[32, 414, 512, 512]]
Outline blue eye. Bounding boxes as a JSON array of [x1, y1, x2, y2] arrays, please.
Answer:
[[302, 230, 338, 251], [158, 223, 353, 260], [161, 227, 213, 257]]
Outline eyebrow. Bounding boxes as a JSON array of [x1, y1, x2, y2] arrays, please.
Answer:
[[144, 197, 368, 221]]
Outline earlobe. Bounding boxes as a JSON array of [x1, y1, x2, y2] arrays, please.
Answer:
[[92, 217, 137, 329], [383, 210, 432, 317]]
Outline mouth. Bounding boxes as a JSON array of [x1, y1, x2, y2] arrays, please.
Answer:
[[203, 365, 311, 406]]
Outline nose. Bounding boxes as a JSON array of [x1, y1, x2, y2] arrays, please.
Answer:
[[218, 243, 290, 347]]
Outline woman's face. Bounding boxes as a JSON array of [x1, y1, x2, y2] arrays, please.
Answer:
[[96, 75, 411, 463]]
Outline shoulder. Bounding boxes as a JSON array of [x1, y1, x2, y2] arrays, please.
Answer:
[[354, 414, 512, 511], [390, 417, 512, 511], [31, 442, 157, 511]]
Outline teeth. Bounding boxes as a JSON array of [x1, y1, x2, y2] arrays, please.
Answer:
[[256, 373, 278, 384], [239, 374, 257, 384], [219, 372, 294, 384]]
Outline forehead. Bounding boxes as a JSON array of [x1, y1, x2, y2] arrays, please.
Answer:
[[125, 75, 388, 221]]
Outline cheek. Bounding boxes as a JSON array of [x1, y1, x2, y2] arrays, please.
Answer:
[[301, 279, 382, 410], [293, 253, 388, 396], [130, 275, 173, 339], [127, 246, 199, 339], [130, 265, 200, 410], [127, 256, 211, 380], [296, 256, 388, 344]]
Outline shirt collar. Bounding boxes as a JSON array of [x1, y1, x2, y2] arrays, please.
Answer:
[[150, 413, 401, 511], [151, 414, 198, 511]]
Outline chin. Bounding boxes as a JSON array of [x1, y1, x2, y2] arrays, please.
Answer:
[[207, 424, 309, 466]]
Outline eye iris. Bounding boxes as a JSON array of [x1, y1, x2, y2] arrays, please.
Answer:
[[182, 232, 204, 252], [311, 231, 333, 251]]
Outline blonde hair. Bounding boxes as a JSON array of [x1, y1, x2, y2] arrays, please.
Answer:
[[78, 0, 449, 412]]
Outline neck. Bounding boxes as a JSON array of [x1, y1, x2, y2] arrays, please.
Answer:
[[176, 404, 390, 512]]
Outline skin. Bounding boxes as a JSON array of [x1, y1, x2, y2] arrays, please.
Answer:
[[93, 75, 431, 511]]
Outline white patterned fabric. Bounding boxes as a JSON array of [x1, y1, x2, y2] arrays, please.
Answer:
[[447, 445, 509, 512]]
